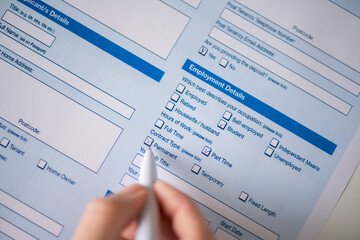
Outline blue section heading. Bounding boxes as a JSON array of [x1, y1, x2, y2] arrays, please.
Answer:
[[182, 59, 337, 155], [18, 0, 164, 82]]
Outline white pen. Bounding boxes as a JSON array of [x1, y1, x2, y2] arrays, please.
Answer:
[[136, 148, 159, 240]]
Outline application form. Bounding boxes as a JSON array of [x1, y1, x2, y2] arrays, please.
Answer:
[[0, 0, 359, 239]]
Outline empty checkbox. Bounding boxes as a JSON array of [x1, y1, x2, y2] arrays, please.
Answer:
[[176, 84, 186, 93], [0, 137, 10, 148], [144, 136, 154, 147], [165, 101, 175, 111], [222, 111, 232, 121], [217, 119, 227, 130], [270, 138, 279, 148], [191, 164, 201, 174], [264, 147, 274, 157], [155, 119, 165, 129], [171, 92, 180, 102], [239, 191, 249, 202], [202, 146, 212, 156], [219, 58, 229, 68], [37, 159, 47, 170]]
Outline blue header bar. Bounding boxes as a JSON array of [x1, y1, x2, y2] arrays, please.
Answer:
[[182, 59, 337, 155], [18, 0, 164, 82]]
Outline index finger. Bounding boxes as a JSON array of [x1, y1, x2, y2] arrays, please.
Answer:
[[154, 181, 213, 240]]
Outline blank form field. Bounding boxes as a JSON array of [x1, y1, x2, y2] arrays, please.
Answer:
[[209, 27, 352, 115], [0, 33, 134, 119], [0, 190, 63, 236], [0, 218, 36, 240], [0, 59, 122, 172], [220, 9, 360, 96], [120, 174, 138, 187], [215, 228, 239, 240], [2, 10, 55, 47], [182, 0, 201, 8], [63, 0, 189, 59]]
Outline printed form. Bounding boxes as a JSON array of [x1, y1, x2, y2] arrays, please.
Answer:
[[0, 0, 359, 239]]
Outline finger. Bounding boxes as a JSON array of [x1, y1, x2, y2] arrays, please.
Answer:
[[73, 184, 147, 240], [120, 219, 138, 240], [154, 181, 213, 240]]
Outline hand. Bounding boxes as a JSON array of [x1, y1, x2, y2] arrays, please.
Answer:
[[73, 181, 213, 240]]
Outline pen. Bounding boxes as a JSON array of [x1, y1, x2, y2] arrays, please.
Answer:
[[136, 148, 159, 240]]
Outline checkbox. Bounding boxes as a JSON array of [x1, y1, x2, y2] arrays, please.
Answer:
[[198, 45, 208, 56], [0, 137, 10, 148], [176, 84, 186, 94], [37, 159, 47, 170], [239, 191, 249, 202], [219, 58, 229, 68], [165, 101, 175, 111], [217, 119, 227, 130], [264, 147, 274, 157], [155, 119, 165, 129], [222, 111, 232, 121], [269, 138, 279, 148], [202, 146, 212, 156], [171, 92, 180, 102], [191, 164, 201, 174], [144, 136, 154, 147]]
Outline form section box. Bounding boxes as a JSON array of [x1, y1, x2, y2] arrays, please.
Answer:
[[0, 34, 135, 119], [0, 190, 63, 236], [2, 10, 55, 47], [0, 60, 122, 172], [209, 27, 352, 115], [121, 163, 279, 240], [220, 9, 360, 96], [63, 0, 189, 59]]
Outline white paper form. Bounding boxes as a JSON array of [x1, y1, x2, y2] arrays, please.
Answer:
[[0, 0, 359, 239]]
